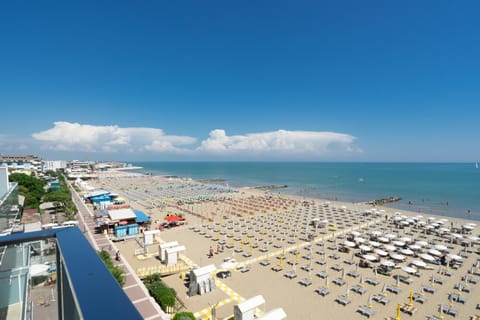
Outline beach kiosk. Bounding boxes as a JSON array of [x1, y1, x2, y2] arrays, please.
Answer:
[[159, 241, 179, 262], [188, 264, 216, 296], [234, 295, 265, 320], [144, 230, 160, 246], [257, 308, 287, 320], [165, 245, 186, 265]]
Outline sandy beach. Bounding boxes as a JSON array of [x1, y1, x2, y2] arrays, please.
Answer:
[[89, 172, 480, 320]]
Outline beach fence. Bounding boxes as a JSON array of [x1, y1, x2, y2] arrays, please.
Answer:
[[136, 263, 190, 278]]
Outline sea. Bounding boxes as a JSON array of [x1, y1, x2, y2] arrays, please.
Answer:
[[131, 162, 480, 222]]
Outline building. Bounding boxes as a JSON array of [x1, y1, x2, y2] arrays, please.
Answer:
[[0, 227, 142, 319], [0, 155, 43, 172], [42, 160, 67, 172], [0, 167, 20, 236]]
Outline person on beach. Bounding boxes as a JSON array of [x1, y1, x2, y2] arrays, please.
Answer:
[[115, 250, 120, 261]]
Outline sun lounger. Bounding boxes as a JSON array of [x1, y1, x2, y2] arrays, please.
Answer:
[[299, 278, 312, 286], [315, 259, 326, 265], [421, 285, 436, 294], [271, 265, 283, 272], [284, 271, 297, 279], [314, 286, 330, 296], [449, 293, 467, 304], [413, 292, 428, 304], [439, 304, 458, 317], [335, 294, 351, 306], [316, 271, 327, 279], [386, 285, 401, 294], [351, 285, 367, 295], [357, 305, 375, 318], [333, 278, 346, 286], [372, 294, 390, 305], [347, 271, 360, 278], [401, 303, 418, 316], [430, 276, 444, 285], [365, 278, 379, 286], [331, 264, 343, 272]]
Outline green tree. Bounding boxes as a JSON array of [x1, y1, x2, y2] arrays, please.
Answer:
[[173, 312, 195, 320]]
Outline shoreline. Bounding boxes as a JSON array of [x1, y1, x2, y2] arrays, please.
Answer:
[[89, 170, 480, 319]]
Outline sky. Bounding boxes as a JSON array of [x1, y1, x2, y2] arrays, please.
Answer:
[[0, 1, 479, 162]]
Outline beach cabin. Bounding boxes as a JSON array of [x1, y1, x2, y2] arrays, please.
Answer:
[[165, 245, 186, 265], [144, 230, 160, 246], [188, 264, 216, 296], [159, 242, 179, 262], [233, 295, 265, 320], [257, 308, 287, 320]]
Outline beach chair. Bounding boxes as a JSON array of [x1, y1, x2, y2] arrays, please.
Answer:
[[335, 294, 351, 306], [356, 305, 375, 318]]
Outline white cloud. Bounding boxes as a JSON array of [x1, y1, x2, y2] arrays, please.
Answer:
[[197, 129, 359, 159], [32, 121, 196, 153]]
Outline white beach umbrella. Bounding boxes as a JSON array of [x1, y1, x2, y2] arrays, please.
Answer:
[[359, 245, 372, 252], [383, 244, 396, 252], [378, 236, 390, 243], [343, 241, 356, 248], [434, 244, 448, 251], [392, 240, 406, 247], [411, 259, 427, 268], [463, 225, 474, 231], [399, 236, 412, 243], [380, 260, 395, 267], [389, 253, 406, 261], [369, 241, 381, 248], [399, 248, 414, 256], [354, 237, 366, 244], [401, 266, 417, 274], [385, 233, 397, 239], [374, 249, 388, 257], [371, 230, 382, 237], [428, 248, 442, 257], [446, 253, 463, 261], [419, 253, 435, 262], [408, 244, 421, 251], [350, 230, 361, 237], [415, 240, 428, 247], [363, 254, 377, 261]]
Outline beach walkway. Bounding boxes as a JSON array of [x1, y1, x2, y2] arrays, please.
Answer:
[[68, 182, 169, 320]]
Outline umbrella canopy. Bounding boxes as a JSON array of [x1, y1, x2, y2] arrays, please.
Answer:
[[378, 236, 390, 243], [428, 249, 442, 256], [399, 248, 414, 256], [363, 254, 377, 261], [354, 237, 366, 244], [401, 266, 417, 274], [220, 261, 236, 269], [434, 244, 448, 251], [415, 240, 428, 247], [383, 244, 396, 252], [359, 245, 372, 252], [446, 253, 463, 261], [371, 230, 382, 237], [408, 244, 421, 251], [164, 215, 184, 222], [389, 253, 406, 261], [343, 241, 356, 248], [374, 249, 388, 257], [369, 241, 381, 247], [350, 231, 361, 237], [381, 260, 395, 267], [411, 259, 427, 268], [392, 240, 406, 247], [399, 237, 412, 243], [419, 253, 435, 262], [385, 233, 397, 239]]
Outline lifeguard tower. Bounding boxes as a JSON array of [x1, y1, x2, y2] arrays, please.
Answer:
[[188, 264, 216, 296]]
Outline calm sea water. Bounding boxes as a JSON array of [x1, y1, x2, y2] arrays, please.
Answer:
[[131, 162, 480, 221]]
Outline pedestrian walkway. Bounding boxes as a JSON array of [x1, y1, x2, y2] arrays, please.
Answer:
[[68, 182, 169, 320]]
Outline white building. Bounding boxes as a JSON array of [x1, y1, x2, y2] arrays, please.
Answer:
[[43, 160, 67, 172]]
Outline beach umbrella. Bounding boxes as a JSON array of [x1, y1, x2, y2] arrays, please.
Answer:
[[383, 244, 396, 252], [399, 248, 414, 256], [363, 254, 377, 262], [378, 236, 390, 243], [371, 230, 382, 237], [369, 241, 381, 248], [385, 233, 397, 239], [374, 249, 388, 257], [381, 260, 395, 267], [446, 253, 463, 261], [401, 266, 417, 275], [392, 240, 406, 247], [408, 244, 421, 251], [419, 253, 435, 262], [359, 245, 372, 252], [428, 248, 442, 256], [434, 244, 448, 251], [355, 237, 366, 244], [389, 253, 406, 261], [411, 260, 427, 269], [416, 240, 428, 247], [343, 240, 356, 248], [395, 304, 401, 320]]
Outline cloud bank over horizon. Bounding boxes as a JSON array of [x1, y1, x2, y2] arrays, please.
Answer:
[[31, 121, 360, 160]]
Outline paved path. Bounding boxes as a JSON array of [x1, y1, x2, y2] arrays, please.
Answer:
[[68, 182, 169, 320]]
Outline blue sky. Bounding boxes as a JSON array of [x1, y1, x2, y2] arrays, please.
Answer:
[[0, 1, 479, 161]]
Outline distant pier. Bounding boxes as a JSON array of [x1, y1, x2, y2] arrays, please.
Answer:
[[367, 196, 401, 206]]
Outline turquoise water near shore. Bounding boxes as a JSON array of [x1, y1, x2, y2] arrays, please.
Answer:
[[132, 162, 480, 221]]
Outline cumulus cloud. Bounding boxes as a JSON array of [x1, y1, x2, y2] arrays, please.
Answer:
[[32, 121, 196, 153], [197, 129, 359, 159]]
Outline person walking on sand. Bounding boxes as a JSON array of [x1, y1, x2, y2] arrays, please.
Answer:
[[115, 250, 120, 261]]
